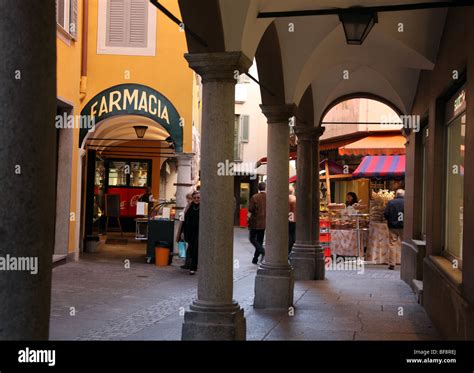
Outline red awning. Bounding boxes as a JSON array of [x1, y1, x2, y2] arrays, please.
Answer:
[[258, 151, 296, 166], [353, 155, 405, 179]]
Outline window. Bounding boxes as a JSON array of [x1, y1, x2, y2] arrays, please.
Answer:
[[106, 159, 151, 187], [95, 160, 106, 187], [421, 126, 428, 240], [234, 115, 250, 161], [130, 162, 149, 187], [234, 115, 242, 161], [444, 86, 466, 262], [98, 0, 156, 56], [444, 113, 465, 261], [241, 115, 250, 143], [106, 0, 147, 47], [56, 0, 78, 38], [108, 161, 128, 186]]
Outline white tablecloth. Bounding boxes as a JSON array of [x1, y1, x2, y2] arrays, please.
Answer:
[[366, 222, 401, 264], [330, 229, 368, 257]]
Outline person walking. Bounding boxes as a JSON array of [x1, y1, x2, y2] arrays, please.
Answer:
[[384, 189, 405, 270], [288, 186, 296, 254], [176, 191, 194, 270], [248, 182, 266, 264], [182, 191, 200, 275]]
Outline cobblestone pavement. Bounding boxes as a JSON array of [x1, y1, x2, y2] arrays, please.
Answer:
[[49, 229, 439, 340]]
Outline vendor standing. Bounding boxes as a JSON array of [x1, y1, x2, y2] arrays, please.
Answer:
[[384, 189, 405, 270], [346, 192, 359, 207], [139, 187, 155, 211]]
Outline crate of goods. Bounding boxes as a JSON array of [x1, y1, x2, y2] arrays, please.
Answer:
[[319, 219, 331, 257]]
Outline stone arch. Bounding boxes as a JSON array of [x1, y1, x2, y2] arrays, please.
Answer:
[[319, 91, 404, 126]]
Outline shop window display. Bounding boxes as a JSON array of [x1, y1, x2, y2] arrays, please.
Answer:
[[445, 113, 465, 261]]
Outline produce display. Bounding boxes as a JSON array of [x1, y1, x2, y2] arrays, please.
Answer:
[[370, 189, 395, 222], [372, 189, 395, 204], [327, 203, 369, 229]]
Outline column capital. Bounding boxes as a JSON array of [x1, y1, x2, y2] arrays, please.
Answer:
[[184, 52, 252, 83], [260, 104, 297, 124], [294, 125, 325, 141], [316, 125, 325, 137], [176, 152, 195, 161]]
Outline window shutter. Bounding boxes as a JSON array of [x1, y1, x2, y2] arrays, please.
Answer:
[[57, 0, 66, 28], [69, 0, 78, 38], [128, 0, 148, 47], [234, 115, 241, 161], [107, 0, 127, 46], [241, 115, 250, 143]]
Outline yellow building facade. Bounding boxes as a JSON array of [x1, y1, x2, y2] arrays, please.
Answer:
[[56, 0, 198, 257]]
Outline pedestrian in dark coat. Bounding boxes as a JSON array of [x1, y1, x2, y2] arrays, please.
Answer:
[[183, 191, 200, 274], [248, 182, 266, 264]]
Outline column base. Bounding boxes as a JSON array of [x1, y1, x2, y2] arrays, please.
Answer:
[[290, 244, 325, 280], [315, 245, 326, 280], [181, 300, 246, 340], [290, 243, 318, 280], [253, 263, 294, 309]]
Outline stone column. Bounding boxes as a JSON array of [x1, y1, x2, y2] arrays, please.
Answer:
[[175, 152, 194, 214], [254, 105, 296, 309], [312, 127, 326, 280], [290, 125, 318, 280], [181, 52, 251, 340], [173, 153, 194, 256], [311, 136, 320, 245], [0, 1, 56, 339]]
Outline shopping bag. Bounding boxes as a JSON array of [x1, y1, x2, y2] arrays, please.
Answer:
[[178, 241, 187, 258]]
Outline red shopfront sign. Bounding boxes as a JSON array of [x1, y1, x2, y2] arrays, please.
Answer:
[[108, 188, 146, 217]]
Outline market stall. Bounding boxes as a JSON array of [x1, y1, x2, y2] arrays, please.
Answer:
[[321, 203, 369, 258], [353, 155, 405, 264], [283, 133, 406, 264], [319, 155, 405, 264]]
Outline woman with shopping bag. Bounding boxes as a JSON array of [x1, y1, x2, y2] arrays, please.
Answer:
[[176, 192, 194, 270], [181, 192, 200, 275]]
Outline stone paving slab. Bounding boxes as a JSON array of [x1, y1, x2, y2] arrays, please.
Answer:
[[354, 332, 437, 341], [50, 228, 440, 341], [265, 324, 356, 341]]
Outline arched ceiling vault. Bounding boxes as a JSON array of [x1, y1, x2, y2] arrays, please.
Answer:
[[179, 0, 449, 122], [84, 115, 171, 152], [255, 22, 286, 106]]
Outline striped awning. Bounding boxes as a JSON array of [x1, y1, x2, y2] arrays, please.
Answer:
[[353, 155, 405, 179]]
